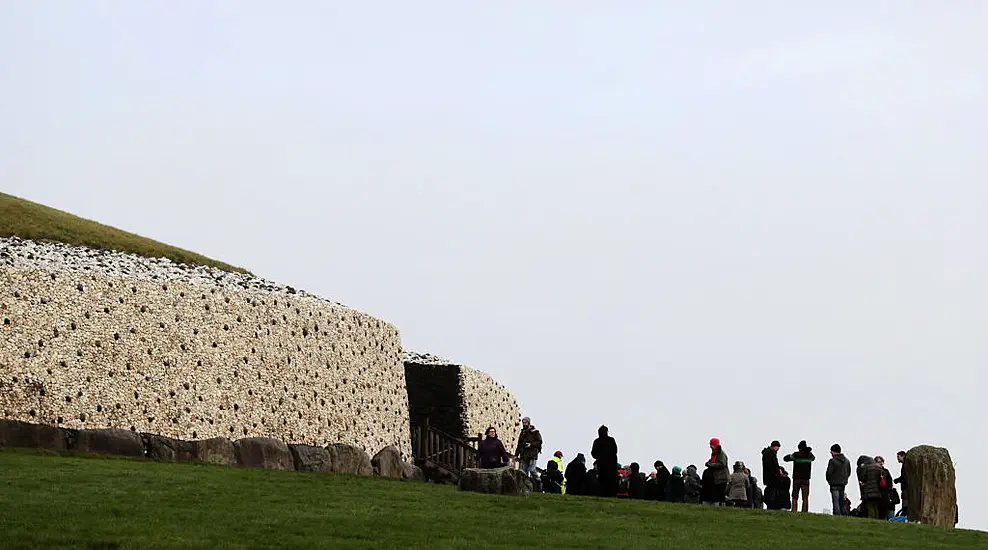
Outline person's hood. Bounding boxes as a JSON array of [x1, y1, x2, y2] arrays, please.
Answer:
[[762, 446, 777, 456], [857, 455, 875, 467], [576, 453, 586, 462], [831, 453, 848, 465]]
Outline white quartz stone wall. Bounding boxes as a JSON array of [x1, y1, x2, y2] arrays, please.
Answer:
[[0, 238, 411, 458], [458, 365, 521, 452]]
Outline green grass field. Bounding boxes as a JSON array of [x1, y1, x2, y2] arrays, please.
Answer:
[[0, 449, 983, 549], [0, 192, 248, 274]]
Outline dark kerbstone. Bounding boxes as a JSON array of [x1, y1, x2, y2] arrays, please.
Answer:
[[0, 419, 70, 450], [288, 443, 332, 472], [372, 445, 404, 479], [143, 433, 197, 461], [326, 443, 373, 476], [457, 467, 531, 496], [72, 428, 144, 457], [233, 437, 294, 470]]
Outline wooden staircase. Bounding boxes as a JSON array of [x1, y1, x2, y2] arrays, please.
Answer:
[[410, 419, 482, 483]]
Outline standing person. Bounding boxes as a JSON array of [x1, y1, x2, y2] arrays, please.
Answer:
[[856, 455, 885, 520], [591, 425, 618, 498], [761, 441, 782, 507], [704, 438, 730, 506], [894, 450, 909, 516], [784, 440, 815, 513], [875, 456, 897, 520], [653, 461, 671, 501], [826, 444, 852, 515], [726, 461, 751, 507], [748, 473, 764, 509], [552, 451, 566, 494], [628, 462, 647, 499], [564, 453, 588, 496], [476, 426, 510, 468], [665, 466, 686, 503], [585, 461, 599, 497], [515, 417, 542, 477], [775, 467, 792, 510], [683, 465, 703, 504]]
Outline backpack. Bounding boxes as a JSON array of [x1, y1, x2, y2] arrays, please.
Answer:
[[617, 472, 631, 493], [890, 488, 901, 505]]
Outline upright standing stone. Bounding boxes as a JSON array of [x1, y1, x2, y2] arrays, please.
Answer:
[[903, 445, 957, 527]]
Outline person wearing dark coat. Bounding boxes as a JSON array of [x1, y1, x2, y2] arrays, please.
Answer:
[[700, 464, 717, 505], [784, 440, 815, 513], [628, 462, 647, 499], [564, 453, 588, 496], [683, 465, 702, 504], [876, 456, 897, 520], [894, 450, 909, 516], [826, 444, 852, 516], [542, 459, 564, 494], [476, 426, 510, 469], [704, 438, 729, 505], [591, 425, 618, 498], [665, 466, 686, 503], [652, 461, 671, 502], [586, 462, 599, 497], [857, 455, 885, 520], [761, 441, 782, 494]]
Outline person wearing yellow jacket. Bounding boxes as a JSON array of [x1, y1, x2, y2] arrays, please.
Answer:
[[552, 451, 567, 494]]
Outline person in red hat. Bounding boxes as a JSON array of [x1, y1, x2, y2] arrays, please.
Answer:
[[704, 437, 730, 505]]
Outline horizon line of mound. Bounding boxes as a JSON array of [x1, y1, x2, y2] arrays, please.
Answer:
[[0, 191, 248, 274], [1, 238, 412, 459]]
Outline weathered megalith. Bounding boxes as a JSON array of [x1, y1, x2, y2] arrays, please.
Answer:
[[0, 419, 70, 450], [326, 443, 373, 476], [289, 443, 333, 472], [371, 445, 404, 478], [903, 445, 957, 527], [72, 428, 145, 457], [233, 437, 294, 470], [457, 466, 531, 496], [192, 437, 237, 465], [143, 433, 197, 461], [402, 462, 425, 482]]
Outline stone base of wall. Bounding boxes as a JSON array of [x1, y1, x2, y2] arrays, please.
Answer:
[[0, 419, 424, 481]]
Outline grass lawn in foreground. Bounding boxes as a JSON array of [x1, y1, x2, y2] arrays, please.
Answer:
[[0, 192, 248, 274], [0, 449, 984, 549]]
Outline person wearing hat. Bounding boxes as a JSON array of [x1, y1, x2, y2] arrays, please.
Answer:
[[704, 437, 730, 505], [784, 440, 816, 513], [665, 465, 686, 503], [552, 451, 566, 494], [515, 417, 542, 477], [826, 443, 851, 515]]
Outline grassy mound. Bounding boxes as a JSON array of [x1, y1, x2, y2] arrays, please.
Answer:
[[0, 449, 983, 549], [0, 192, 248, 274]]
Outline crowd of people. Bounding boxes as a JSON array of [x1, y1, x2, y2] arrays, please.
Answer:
[[476, 419, 917, 521]]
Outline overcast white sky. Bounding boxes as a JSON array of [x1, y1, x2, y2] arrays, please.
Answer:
[[3, 1, 986, 529]]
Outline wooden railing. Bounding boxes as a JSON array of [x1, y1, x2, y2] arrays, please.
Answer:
[[410, 420, 481, 479]]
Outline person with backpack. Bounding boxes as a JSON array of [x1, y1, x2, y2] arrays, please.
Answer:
[[616, 464, 631, 498], [826, 444, 852, 515], [541, 459, 564, 494], [684, 464, 702, 504], [875, 456, 897, 520], [665, 465, 686, 503], [591, 425, 618, 497], [856, 455, 885, 519], [704, 438, 730, 506], [784, 440, 815, 513]]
